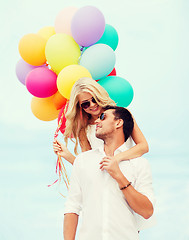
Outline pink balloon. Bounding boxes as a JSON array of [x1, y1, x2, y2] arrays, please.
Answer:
[[26, 67, 57, 98], [54, 7, 78, 35], [71, 6, 105, 47]]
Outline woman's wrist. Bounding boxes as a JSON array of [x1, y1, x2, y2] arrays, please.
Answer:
[[67, 153, 76, 164], [115, 154, 122, 163], [63, 151, 75, 164], [59, 150, 76, 165]]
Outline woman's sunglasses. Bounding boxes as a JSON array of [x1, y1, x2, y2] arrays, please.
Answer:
[[80, 97, 97, 109]]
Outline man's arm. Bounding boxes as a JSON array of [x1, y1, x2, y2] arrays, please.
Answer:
[[114, 171, 153, 219], [64, 156, 82, 239], [100, 156, 154, 219], [64, 213, 79, 240]]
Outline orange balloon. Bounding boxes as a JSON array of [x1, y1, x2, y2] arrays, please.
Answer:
[[53, 91, 67, 110], [19, 33, 47, 66], [31, 96, 60, 121]]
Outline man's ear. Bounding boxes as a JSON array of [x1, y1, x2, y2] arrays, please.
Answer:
[[116, 119, 123, 129]]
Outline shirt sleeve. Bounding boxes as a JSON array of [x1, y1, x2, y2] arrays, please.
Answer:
[[135, 157, 156, 208], [133, 157, 156, 230], [64, 155, 82, 216]]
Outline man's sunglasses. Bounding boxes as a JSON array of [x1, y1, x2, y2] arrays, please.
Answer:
[[80, 97, 97, 109], [99, 112, 106, 120]]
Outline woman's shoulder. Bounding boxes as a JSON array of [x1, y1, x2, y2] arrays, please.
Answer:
[[86, 124, 96, 136], [86, 124, 104, 149]]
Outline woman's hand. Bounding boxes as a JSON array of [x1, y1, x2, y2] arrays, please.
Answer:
[[53, 139, 75, 164]]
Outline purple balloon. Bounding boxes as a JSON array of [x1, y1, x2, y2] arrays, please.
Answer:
[[71, 6, 105, 47], [15, 59, 38, 85]]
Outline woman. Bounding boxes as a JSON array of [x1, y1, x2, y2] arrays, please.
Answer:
[[53, 77, 149, 164]]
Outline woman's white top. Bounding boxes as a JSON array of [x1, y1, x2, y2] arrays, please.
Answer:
[[87, 124, 134, 150]]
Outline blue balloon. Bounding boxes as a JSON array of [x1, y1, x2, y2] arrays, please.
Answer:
[[79, 44, 116, 80], [96, 24, 119, 50], [98, 76, 134, 107]]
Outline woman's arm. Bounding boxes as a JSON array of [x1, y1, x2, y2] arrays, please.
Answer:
[[53, 139, 76, 165], [115, 117, 149, 162], [53, 128, 91, 165]]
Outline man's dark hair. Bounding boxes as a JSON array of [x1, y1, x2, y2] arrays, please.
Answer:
[[104, 105, 134, 142]]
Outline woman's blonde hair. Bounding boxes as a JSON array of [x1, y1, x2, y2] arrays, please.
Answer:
[[64, 77, 116, 154]]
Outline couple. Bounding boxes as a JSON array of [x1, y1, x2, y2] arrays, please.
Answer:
[[53, 78, 155, 240]]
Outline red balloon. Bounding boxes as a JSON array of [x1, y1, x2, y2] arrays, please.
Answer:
[[58, 104, 67, 134], [96, 68, 116, 82], [108, 68, 116, 76]]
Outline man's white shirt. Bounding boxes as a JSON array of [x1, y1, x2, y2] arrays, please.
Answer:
[[64, 143, 156, 240]]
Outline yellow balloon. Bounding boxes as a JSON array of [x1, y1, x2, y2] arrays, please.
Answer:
[[38, 26, 56, 41], [45, 33, 81, 74], [18, 33, 47, 66], [31, 96, 60, 121], [57, 65, 92, 99]]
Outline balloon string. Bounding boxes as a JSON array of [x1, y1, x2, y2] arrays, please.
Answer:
[[80, 46, 85, 60], [48, 102, 70, 194], [48, 156, 69, 193], [58, 191, 66, 198], [59, 156, 70, 186], [59, 157, 69, 189], [58, 155, 69, 190], [47, 179, 58, 187]]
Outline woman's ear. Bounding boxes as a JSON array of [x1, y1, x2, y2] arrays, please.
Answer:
[[116, 119, 123, 129]]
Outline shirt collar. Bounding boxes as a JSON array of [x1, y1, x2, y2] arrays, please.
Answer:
[[96, 142, 129, 156], [114, 142, 129, 155]]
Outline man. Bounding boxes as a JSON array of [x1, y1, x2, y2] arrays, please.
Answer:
[[63, 106, 155, 240]]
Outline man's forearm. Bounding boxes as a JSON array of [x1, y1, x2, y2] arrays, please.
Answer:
[[116, 172, 153, 219], [63, 213, 78, 240]]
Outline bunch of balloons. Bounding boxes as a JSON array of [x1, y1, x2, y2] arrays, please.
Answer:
[[16, 5, 134, 132]]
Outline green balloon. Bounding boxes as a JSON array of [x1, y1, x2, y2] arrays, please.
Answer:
[[98, 76, 134, 107], [96, 24, 119, 51]]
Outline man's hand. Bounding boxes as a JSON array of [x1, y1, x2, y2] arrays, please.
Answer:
[[99, 156, 122, 180]]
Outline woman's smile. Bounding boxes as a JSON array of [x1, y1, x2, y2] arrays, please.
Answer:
[[89, 105, 99, 111]]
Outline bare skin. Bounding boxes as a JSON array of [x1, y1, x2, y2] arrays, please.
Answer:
[[63, 213, 78, 240]]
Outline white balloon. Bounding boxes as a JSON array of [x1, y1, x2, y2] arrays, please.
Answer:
[[79, 44, 116, 80]]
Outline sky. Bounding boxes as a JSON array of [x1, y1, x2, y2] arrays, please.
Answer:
[[0, 0, 189, 239]]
